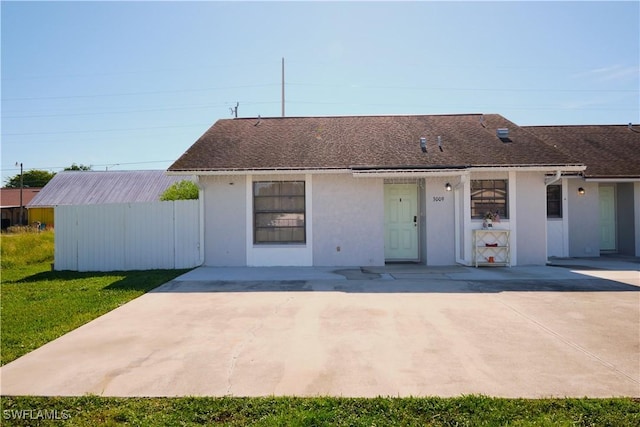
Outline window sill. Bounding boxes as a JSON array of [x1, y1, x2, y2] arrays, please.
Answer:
[[253, 244, 307, 248]]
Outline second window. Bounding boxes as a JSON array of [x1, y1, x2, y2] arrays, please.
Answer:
[[254, 181, 305, 244]]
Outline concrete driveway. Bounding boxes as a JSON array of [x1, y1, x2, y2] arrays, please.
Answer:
[[1, 259, 638, 397]]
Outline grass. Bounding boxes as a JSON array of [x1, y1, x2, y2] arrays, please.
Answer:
[[0, 395, 638, 426], [1, 232, 638, 426], [1, 229, 55, 269], [0, 230, 189, 365]]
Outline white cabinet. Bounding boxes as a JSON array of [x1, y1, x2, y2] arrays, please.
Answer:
[[473, 229, 510, 267]]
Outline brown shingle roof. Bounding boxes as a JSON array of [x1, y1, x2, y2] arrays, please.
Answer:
[[525, 124, 640, 179], [169, 114, 579, 172]]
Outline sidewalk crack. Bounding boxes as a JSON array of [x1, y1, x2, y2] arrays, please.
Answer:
[[497, 298, 639, 386], [226, 295, 294, 394]]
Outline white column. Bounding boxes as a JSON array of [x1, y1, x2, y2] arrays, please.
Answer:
[[508, 171, 517, 266]]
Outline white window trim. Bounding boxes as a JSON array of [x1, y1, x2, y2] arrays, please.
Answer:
[[245, 174, 313, 266]]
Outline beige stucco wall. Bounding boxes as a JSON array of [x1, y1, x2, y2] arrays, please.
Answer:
[[201, 175, 247, 266], [312, 174, 385, 266], [198, 170, 562, 267], [568, 180, 600, 257], [514, 172, 548, 265], [635, 182, 640, 257], [424, 177, 456, 265]]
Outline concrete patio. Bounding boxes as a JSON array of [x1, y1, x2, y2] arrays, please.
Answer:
[[1, 258, 638, 398]]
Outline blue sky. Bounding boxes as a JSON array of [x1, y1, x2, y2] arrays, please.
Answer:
[[2, 1, 638, 184]]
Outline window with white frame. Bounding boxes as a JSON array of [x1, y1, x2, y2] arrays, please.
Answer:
[[471, 179, 508, 219], [253, 181, 305, 244]]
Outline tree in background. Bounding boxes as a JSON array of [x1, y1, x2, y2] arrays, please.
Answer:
[[64, 163, 92, 171], [160, 180, 199, 201], [3, 164, 92, 188], [3, 170, 56, 188]]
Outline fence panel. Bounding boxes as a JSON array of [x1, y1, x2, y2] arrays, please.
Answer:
[[77, 204, 126, 271], [54, 201, 200, 271], [124, 202, 174, 270], [174, 200, 201, 269], [54, 206, 78, 271]]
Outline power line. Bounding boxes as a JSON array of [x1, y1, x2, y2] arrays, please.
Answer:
[[3, 101, 278, 119], [1, 61, 615, 82], [288, 82, 638, 93], [0, 160, 176, 174], [5, 80, 635, 103], [4, 84, 279, 101], [3, 123, 211, 136], [285, 100, 638, 112], [0, 60, 281, 82]]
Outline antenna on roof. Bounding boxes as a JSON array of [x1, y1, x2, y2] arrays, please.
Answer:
[[230, 102, 239, 118]]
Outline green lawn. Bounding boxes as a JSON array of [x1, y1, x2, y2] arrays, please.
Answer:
[[1, 395, 638, 426], [0, 230, 189, 365], [2, 231, 638, 426]]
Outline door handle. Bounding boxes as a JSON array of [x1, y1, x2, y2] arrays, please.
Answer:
[[413, 215, 417, 223]]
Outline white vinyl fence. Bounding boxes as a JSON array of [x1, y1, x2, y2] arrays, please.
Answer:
[[54, 201, 201, 271]]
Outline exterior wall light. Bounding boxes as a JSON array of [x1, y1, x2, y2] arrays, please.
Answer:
[[445, 182, 452, 191], [578, 187, 585, 195]]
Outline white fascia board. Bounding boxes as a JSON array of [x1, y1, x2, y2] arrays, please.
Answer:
[[167, 168, 351, 176], [351, 164, 586, 178], [584, 177, 640, 182], [352, 169, 469, 178], [469, 165, 586, 173], [168, 165, 587, 177]]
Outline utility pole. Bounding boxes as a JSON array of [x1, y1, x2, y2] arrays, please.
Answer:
[[281, 57, 285, 117], [15, 162, 23, 225]]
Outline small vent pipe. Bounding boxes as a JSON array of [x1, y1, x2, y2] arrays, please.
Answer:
[[420, 137, 427, 153]]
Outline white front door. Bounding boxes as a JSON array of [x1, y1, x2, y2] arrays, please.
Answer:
[[599, 185, 616, 251], [384, 184, 419, 260]]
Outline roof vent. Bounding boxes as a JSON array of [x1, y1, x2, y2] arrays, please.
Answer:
[[437, 136, 443, 152], [420, 137, 427, 153], [497, 128, 509, 139]]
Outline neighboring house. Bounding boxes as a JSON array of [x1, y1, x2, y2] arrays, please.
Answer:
[[0, 188, 42, 229], [27, 170, 193, 227], [525, 124, 640, 258], [168, 114, 587, 267]]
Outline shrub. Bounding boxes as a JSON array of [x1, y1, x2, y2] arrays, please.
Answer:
[[160, 180, 199, 201]]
